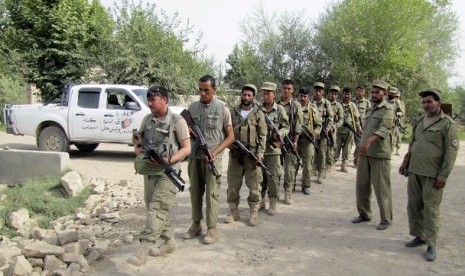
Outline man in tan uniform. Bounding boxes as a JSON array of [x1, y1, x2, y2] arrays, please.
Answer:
[[128, 85, 191, 266], [399, 88, 459, 262], [327, 85, 344, 172], [225, 84, 267, 226], [352, 80, 394, 230], [183, 75, 234, 244], [388, 87, 406, 156]]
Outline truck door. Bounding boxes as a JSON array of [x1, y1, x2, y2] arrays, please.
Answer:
[[101, 88, 145, 142], [69, 88, 103, 140]]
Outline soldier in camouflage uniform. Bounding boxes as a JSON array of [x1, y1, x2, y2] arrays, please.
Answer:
[[352, 80, 394, 231], [278, 79, 302, 205], [297, 87, 322, 195], [313, 82, 334, 184], [259, 82, 289, 215], [399, 88, 459, 262], [225, 84, 267, 226], [335, 87, 361, 173], [326, 85, 344, 172], [128, 85, 191, 266], [388, 87, 406, 156]]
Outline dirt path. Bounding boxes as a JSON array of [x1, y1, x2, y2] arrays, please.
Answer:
[[1, 132, 464, 275]]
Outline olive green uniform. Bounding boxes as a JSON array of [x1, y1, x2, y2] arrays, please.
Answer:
[[405, 111, 459, 247], [261, 102, 289, 199], [354, 97, 372, 128], [188, 99, 232, 228], [335, 102, 360, 162], [299, 102, 322, 187], [314, 98, 334, 177], [327, 100, 343, 169], [390, 99, 406, 151], [355, 99, 394, 224], [278, 99, 303, 192], [136, 109, 189, 242], [227, 103, 267, 207]]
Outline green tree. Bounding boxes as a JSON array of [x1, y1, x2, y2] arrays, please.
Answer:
[[99, 0, 212, 99], [314, 0, 459, 121], [2, 0, 113, 100]]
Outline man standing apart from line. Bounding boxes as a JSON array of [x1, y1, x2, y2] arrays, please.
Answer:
[[352, 80, 394, 231], [278, 79, 303, 204], [399, 88, 458, 262], [259, 82, 289, 215], [128, 85, 191, 266], [353, 85, 372, 164], [297, 87, 322, 195], [335, 87, 361, 173], [313, 82, 334, 184], [224, 84, 267, 226], [183, 75, 234, 244], [326, 85, 344, 172]]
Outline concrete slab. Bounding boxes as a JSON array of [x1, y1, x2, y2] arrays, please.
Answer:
[[0, 149, 70, 185]]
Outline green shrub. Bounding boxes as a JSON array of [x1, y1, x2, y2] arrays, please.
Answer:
[[0, 178, 91, 237]]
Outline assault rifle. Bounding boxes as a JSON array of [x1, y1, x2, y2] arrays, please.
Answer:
[[180, 109, 221, 179], [133, 133, 185, 191], [321, 109, 334, 147], [264, 114, 286, 149], [233, 140, 272, 176], [343, 119, 361, 143], [283, 135, 303, 167], [394, 106, 406, 134], [301, 125, 320, 150]]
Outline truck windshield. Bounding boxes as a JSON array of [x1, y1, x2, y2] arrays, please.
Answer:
[[132, 88, 149, 107]]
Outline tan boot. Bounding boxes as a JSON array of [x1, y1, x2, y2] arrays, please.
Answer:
[[259, 193, 266, 211], [341, 161, 348, 173], [182, 222, 202, 239], [202, 226, 218, 244], [224, 204, 240, 223], [248, 204, 259, 227], [267, 198, 277, 216], [284, 191, 293, 205], [127, 240, 151, 266], [149, 238, 177, 257]]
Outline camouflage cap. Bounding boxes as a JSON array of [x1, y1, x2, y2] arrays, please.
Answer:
[[419, 88, 441, 100], [242, 84, 257, 94], [329, 85, 340, 92], [261, 82, 277, 91], [313, 82, 325, 89], [371, 80, 389, 90]]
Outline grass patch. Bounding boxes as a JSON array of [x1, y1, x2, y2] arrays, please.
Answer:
[[0, 123, 5, 132], [0, 177, 91, 237]]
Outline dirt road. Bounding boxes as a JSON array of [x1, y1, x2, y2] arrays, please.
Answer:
[[1, 132, 464, 275]]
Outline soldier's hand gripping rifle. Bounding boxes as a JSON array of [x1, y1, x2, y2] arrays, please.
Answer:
[[180, 109, 221, 179], [321, 109, 334, 147], [264, 114, 286, 149], [283, 135, 303, 167], [233, 140, 272, 176], [343, 118, 362, 144], [133, 132, 185, 191], [301, 125, 320, 150]]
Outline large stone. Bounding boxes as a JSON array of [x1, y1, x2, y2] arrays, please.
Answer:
[[26, 258, 44, 268], [61, 171, 84, 197], [0, 245, 21, 266], [56, 230, 78, 246], [93, 239, 110, 253], [61, 253, 88, 269], [22, 241, 65, 258], [7, 208, 30, 230], [62, 243, 80, 255], [8, 255, 33, 276], [43, 255, 66, 272]]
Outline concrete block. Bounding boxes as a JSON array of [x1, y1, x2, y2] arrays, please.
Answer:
[[0, 149, 70, 184]]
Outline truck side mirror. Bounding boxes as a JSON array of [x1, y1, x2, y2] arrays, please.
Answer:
[[124, 101, 141, 111]]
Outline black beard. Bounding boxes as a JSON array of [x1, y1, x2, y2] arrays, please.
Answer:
[[241, 99, 252, 106], [388, 95, 394, 100]]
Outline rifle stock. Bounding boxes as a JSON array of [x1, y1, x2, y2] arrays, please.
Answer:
[[180, 109, 221, 179]]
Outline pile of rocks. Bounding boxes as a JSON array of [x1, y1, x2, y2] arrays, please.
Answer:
[[0, 172, 144, 276]]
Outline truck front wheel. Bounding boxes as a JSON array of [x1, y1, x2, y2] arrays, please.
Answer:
[[75, 143, 99, 152], [38, 126, 70, 152]]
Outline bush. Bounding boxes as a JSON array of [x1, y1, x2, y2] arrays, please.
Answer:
[[0, 178, 91, 237]]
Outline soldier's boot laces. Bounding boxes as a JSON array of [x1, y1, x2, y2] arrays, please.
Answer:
[[202, 226, 218, 244], [149, 238, 177, 257], [267, 198, 277, 216], [182, 222, 202, 239], [127, 241, 151, 266], [248, 204, 259, 226]]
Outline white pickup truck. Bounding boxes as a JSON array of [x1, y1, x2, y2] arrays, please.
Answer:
[[3, 84, 183, 152]]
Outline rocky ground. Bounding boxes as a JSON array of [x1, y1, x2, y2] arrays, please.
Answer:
[[1, 132, 464, 276]]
